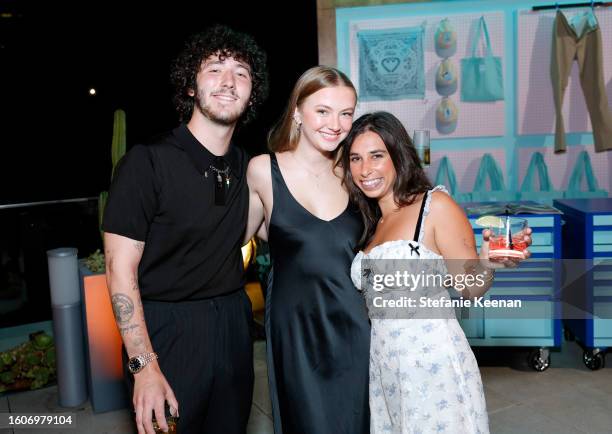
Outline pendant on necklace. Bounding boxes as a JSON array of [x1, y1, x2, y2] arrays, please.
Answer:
[[206, 162, 231, 206], [214, 175, 226, 206]]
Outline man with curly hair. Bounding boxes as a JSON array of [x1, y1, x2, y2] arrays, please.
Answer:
[[102, 25, 268, 434]]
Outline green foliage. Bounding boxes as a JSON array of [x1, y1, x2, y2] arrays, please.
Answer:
[[254, 240, 271, 285], [98, 109, 126, 234], [0, 332, 56, 392], [33, 333, 53, 350], [86, 109, 126, 268], [83, 249, 106, 273], [98, 191, 108, 238], [111, 109, 127, 177]]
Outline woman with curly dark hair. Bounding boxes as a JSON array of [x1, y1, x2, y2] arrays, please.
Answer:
[[103, 25, 268, 434]]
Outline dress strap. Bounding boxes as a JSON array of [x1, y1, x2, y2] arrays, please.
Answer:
[[416, 185, 450, 244], [412, 192, 428, 242], [269, 152, 281, 192], [269, 152, 295, 219]]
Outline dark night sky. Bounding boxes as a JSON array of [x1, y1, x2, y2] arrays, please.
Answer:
[[0, 0, 319, 204]]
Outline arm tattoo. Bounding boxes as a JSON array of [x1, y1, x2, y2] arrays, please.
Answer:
[[119, 324, 140, 335], [111, 293, 135, 325], [130, 276, 140, 292], [133, 241, 145, 253]]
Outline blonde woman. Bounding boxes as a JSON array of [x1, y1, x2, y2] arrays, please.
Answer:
[[245, 67, 370, 434]]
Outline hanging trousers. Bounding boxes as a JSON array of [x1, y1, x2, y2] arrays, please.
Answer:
[[551, 11, 612, 153], [123, 289, 254, 434]]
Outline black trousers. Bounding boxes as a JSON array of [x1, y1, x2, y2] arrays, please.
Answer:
[[124, 289, 254, 434]]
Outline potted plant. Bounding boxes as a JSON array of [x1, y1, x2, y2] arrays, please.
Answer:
[[0, 332, 56, 393]]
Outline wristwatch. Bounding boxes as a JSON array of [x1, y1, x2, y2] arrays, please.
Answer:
[[127, 352, 158, 374]]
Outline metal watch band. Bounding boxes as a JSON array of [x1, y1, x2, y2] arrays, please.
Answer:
[[141, 352, 158, 366]]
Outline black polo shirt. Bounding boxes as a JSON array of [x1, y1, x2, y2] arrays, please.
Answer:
[[102, 124, 249, 301]]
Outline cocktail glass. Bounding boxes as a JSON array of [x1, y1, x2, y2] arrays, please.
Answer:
[[483, 215, 528, 261]]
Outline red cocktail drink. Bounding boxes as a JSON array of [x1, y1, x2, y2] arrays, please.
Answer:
[[480, 216, 528, 261]]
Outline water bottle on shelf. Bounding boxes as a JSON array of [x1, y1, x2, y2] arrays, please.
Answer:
[[413, 129, 430, 167]]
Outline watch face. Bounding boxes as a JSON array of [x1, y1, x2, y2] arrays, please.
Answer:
[[128, 357, 143, 373]]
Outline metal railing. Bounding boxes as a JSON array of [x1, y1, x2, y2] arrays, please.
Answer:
[[0, 197, 97, 210]]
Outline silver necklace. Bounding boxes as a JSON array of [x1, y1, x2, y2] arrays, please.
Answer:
[[204, 163, 231, 206], [205, 164, 231, 187]]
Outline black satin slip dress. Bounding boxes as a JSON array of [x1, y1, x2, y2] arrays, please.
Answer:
[[265, 153, 370, 434]]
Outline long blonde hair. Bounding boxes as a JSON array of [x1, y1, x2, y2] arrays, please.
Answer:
[[268, 66, 356, 152]]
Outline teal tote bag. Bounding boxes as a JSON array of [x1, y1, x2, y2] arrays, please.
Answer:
[[564, 151, 608, 199], [519, 152, 562, 205], [470, 154, 519, 202], [434, 156, 472, 202], [461, 16, 504, 102]]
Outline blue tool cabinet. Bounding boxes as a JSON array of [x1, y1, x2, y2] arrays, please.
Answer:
[[553, 198, 612, 370], [462, 203, 563, 371]]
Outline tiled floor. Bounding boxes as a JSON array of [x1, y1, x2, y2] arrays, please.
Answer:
[[1, 339, 610, 434]]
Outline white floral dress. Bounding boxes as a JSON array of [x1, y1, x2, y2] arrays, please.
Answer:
[[351, 186, 489, 434]]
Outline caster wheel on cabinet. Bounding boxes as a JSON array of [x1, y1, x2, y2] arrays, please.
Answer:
[[583, 350, 605, 371], [528, 348, 550, 372]]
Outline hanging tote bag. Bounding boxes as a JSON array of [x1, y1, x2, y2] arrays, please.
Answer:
[[460, 16, 504, 102], [519, 152, 562, 205], [470, 153, 519, 202], [563, 151, 608, 199], [434, 156, 472, 202]]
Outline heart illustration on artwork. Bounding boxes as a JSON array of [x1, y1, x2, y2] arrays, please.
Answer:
[[381, 57, 400, 73]]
